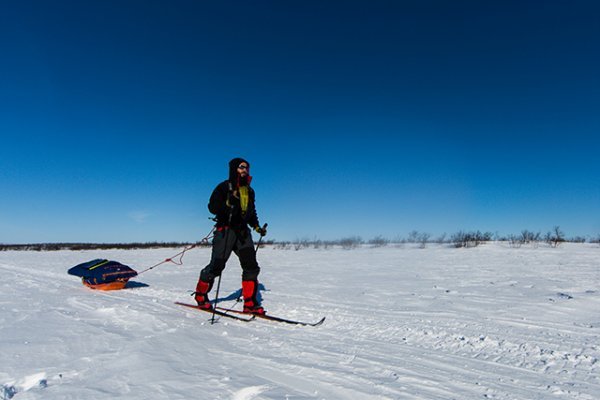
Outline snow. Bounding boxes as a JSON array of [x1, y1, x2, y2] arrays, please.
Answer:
[[1, 242, 599, 399]]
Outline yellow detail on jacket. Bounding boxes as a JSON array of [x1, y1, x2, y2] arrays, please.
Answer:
[[239, 186, 249, 216]]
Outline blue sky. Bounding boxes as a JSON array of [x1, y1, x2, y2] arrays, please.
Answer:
[[1, 1, 599, 243]]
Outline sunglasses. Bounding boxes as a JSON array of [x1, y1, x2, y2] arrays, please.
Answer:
[[238, 165, 248, 170]]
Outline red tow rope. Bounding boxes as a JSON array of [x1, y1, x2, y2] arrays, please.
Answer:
[[137, 227, 215, 275]]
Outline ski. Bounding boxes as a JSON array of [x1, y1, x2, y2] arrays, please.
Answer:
[[216, 307, 326, 326], [175, 302, 255, 322]]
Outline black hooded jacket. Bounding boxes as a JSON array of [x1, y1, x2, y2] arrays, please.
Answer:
[[208, 158, 259, 230]]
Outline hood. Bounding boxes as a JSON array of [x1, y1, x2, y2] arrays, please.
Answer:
[[228, 157, 252, 187]]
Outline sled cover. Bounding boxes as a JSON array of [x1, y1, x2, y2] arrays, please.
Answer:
[[68, 259, 138, 290]]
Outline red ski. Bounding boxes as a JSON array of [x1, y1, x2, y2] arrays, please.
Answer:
[[175, 302, 255, 322], [216, 307, 325, 326]]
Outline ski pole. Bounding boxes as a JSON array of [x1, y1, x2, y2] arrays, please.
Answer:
[[255, 223, 268, 254], [211, 207, 234, 324]]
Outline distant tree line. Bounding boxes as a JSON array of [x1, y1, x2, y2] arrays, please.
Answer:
[[0, 242, 208, 252], [1, 228, 598, 251], [274, 226, 599, 250]]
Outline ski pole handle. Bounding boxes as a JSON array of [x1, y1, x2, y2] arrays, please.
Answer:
[[255, 223, 268, 253]]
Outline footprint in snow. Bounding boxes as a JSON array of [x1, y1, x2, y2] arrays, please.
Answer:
[[232, 385, 271, 400]]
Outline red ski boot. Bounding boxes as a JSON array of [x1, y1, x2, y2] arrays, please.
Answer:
[[242, 279, 265, 315], [194, 279, 213, 310]]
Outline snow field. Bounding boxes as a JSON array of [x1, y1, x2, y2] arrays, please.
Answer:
[[0, 243, 599, 399]]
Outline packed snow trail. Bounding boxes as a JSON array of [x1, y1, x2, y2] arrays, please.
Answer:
[[1, 243, 599, 399]]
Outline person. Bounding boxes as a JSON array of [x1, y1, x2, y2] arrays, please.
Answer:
[[193, 157, 268, 314]]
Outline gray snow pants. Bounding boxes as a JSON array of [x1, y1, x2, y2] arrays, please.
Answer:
[[200, 227, 260, 283]]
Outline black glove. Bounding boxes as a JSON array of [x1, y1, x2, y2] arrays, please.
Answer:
[[254, 225, 267, 237]]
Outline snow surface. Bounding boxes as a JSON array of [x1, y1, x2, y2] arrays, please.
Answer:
[[1, 243, 599, 399]]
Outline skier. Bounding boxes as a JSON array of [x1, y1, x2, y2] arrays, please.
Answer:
[[193, 157, 268, 314]]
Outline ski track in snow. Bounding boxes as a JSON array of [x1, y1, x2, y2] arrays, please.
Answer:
[[0, 243, 599, 399]]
